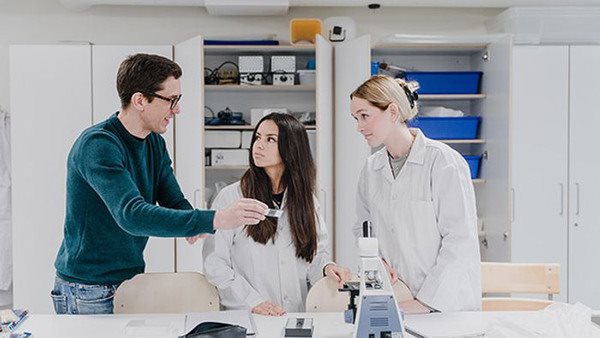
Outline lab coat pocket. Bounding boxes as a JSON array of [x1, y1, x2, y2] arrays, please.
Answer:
[[410, 201, 440, 252]]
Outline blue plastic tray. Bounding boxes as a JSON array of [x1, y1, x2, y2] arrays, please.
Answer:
[[408, 116, 480, 140], [404, 71, 482, 94], [464, 155, 482, 179]]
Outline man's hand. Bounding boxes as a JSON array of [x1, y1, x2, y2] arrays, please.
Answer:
[[185, 234, 208, 244], [382, 259, 399, 285], [213, 198, 268, 230], [251, 301, 286, 316], [324, 263, 352, 288]]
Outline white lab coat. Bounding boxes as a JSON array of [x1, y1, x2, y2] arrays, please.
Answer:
[[204, 182, 332, 312], [0, 107, 12, 291], [354, 129, 481, 312]]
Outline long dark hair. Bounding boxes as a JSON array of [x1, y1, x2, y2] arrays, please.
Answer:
[[240, 113, 318, 262]]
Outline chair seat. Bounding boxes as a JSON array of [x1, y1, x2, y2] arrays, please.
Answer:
[[113, 272, 219, 314], [305, 277, 413, 312]]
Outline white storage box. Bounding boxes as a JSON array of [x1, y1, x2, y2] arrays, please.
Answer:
[[298, 70, 316, 85], [250, 108, 290, 126], [241, 131, 253, 148], [211, 149, 249, 166], [487, 7, 600, 44], [205, 131, 241, 148]]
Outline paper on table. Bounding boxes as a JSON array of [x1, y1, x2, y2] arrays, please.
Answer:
[[186, 310, 257, 335]]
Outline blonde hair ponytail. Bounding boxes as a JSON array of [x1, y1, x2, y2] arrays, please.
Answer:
[[351, 75, 419, 123]]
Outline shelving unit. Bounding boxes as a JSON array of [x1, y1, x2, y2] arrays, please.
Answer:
[[334, 35, 511, 269], [175, 35, 334, 274]]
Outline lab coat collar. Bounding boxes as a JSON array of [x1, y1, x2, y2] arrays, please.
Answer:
[[372, 128, 427, 172]]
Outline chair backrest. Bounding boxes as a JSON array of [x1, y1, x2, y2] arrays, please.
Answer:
[[481, 262, 560, 311], [305, 277, 413, 312], [113, 272, 219, 314]]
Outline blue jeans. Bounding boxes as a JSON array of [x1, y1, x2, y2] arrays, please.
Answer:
[[50, 276, 120, 314]]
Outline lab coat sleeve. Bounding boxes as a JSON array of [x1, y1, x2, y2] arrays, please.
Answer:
[[415, 152, 482, 311], [307, 198, 334, 286], [353, 163, 372, 242], [203, 185, 265, 309]]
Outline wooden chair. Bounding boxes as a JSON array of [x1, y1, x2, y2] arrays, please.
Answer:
[[113, 272, 219, 314], [305, 276, 413, 312], [481, 262, 560, 311]]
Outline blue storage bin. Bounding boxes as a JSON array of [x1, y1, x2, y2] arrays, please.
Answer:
[[408, 116, 481, 140], [463, 155, 482, 179], [404, 71, 482, 94]]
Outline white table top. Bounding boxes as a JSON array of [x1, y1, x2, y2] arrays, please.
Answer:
[[15, 311, 600, 338]]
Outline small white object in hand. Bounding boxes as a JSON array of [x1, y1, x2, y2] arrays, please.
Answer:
[[265, 209, 283, 218]]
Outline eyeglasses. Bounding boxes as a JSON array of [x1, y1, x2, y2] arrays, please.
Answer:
[[144, 92, 182, 110]]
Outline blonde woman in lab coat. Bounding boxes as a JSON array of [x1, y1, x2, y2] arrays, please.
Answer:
[[350, 75, 481, 313], [202, 113, 351, 316]]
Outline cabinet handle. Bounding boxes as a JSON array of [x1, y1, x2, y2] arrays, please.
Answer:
[[575, 183, 580, 216], [559, 183, 564, 216], [193, 188, 201, 209], [510, 188, 515, 222]]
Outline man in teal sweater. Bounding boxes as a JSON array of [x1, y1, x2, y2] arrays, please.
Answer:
[[51, 54, 267, 314]]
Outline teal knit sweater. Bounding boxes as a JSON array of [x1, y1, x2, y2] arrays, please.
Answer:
[[54, 114, 214, 285]]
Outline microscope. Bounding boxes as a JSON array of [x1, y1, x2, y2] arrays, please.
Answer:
[[341, 221, 405, 338]]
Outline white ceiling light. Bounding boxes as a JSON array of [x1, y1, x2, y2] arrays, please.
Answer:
[[205, 0, 289, 16]]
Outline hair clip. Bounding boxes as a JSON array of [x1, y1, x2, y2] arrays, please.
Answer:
[[402, 86, 419, 109]]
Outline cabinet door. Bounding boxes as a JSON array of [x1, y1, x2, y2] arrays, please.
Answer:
[[315, 35, 334, 251], [475, 36, 512, 262], [174, 36, 205, 272], [510, 46, 569, 302], [92, 45, 175, 273], [569, 46, 600, 308], [10, 45, 92, 313], [334, 35, 371, 269]]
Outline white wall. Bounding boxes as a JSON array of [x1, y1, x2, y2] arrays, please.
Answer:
[[0, 0, 500, 307]]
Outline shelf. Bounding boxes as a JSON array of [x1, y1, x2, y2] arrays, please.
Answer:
[[204, 45, 315, 54], [419, 94, 486, 100], [372, 43, 487, 55], [205, 125, 316, 131], [205, 84, 316, 92], [439, 139, 485, 144], [205, 165, 248, 171], [472, 179, 486, 184]]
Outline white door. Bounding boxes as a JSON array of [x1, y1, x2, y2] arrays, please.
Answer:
[[173, 36, 206, 272], [334, 35, 371, 270], [91, 45, 175, 273], [476, 36, 512, 263], [510, 46, 569, 302], [315, 35, 334, 252], [10, 45, 92, 313], [568, 45, 600, 308]]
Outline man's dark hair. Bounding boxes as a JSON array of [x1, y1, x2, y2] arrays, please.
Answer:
[[116, 53, 182, 109]]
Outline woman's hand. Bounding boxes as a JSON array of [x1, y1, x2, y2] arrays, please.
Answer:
[[382, 259, 399, 285], [398, 299, 432, 314], [324, 263, 352, 288], [251, 301, 286, 316]]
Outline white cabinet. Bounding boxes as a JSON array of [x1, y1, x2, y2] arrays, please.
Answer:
[[333, 35, 511, 271], [568, 46, 600, 308], [10, 44, 93, 313], [10, 44, 177, 313], [174, 36, 335, 273], [511, 45, 600, 307]]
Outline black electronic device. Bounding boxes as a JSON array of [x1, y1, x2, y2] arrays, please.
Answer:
[[284, 318, 313, 337]]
